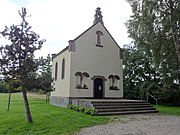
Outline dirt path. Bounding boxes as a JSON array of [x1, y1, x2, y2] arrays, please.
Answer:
[[76, 114, 180, 135]]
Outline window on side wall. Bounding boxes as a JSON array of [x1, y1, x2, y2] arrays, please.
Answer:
[[61, 59, 65, 79], [55, 62, 58, 81]]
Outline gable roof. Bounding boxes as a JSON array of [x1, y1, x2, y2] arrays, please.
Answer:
[[72, 22, 121, 49], [53, 46, 69, 59], [53, 21, 121, 59]]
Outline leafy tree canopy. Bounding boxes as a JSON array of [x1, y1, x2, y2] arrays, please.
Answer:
[[125, 0, 180, 93], [126, 0, 180, 63], [0, 7, 46, 122]]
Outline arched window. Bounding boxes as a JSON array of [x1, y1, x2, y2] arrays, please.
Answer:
[[75, 72, 82, 88], [96, 30, 103, 47], [55, 62, 58, 81], [75, 72, 90, 89], [108, 75, 120, 90], [108, 75, 113, 88], [61, 59, 65, 79], [82, 72, 90, 89]]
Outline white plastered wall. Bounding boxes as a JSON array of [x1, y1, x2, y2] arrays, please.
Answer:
[[70, 22, 123, 98], [51, 50, 71, 97]]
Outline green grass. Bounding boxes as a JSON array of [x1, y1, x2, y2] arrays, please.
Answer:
[[1, 93, 180, 135], [157, 105, 180, 116], [0, 93, 109, 135]]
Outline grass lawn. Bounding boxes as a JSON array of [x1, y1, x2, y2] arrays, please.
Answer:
[[0, 93, 110, 135], [157, 105, 180, 116]]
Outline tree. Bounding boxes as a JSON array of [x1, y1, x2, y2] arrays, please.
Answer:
[[125, 0, 180, 105], [0, 79, 7, 93], [123, 44, 161, 100], [0, 8, 45, 122], [126, 0, 180, 63], [126, 0, 180, 83], [3, 78, 21, 111], [37, 54, 54, 102]]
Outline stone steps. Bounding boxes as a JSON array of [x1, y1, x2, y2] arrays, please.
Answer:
[[91, 100, 159, 115], [93, 102, 150, 106], [98, 110, 159, 116], [94, 105, 153, 109], [97, 107, 156, 113]]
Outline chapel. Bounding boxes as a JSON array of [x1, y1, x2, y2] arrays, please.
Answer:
[[50, 7, 123, 107]]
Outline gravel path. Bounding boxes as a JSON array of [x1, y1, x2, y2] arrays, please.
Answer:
[[76, 114, 180, 135]]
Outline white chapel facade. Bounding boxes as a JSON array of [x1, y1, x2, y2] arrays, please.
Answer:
[[50, 7, 123, 107]]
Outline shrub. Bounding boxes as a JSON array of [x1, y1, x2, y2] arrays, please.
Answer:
[[79, 106, 86, 113], [68, 104, 73, 109], [90, 108, 97, 116], [74, 106, 80, 112], [68, 104, 97, 116], [84, 108, 91, 115]]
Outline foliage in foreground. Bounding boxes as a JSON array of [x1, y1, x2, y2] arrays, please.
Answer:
[[68, 104, 97, 116], [0, 8, 45, 122], [0, 93, 109, 135]]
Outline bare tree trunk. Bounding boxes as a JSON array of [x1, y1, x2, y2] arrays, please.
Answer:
[[170, 22, 180, 62], [7, 91, 11, 111], [168, 6, 180, 63], [46, 92, 50, 102], [47, 92, 50, 102], [173, 37, 180, 63], [22, 89, 33, 123], [46, 92, 48, 102]]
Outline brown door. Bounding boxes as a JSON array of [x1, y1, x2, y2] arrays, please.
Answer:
[[94, 78, 103, 99]]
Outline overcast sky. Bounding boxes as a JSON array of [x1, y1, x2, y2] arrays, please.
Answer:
[[0, 0, 132, 58]]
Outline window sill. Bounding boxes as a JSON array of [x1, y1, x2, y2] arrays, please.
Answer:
[[109, 89, 120, 90], [109, 87, 120, 90], [96, 44, 103, 47], [75, 87, 88, 89]]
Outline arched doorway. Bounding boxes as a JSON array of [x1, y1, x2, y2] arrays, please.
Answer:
[[94, 78, 104, 99]]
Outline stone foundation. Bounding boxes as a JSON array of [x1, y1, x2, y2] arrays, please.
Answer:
[[71, 99, 93, 107], [50, 96, 94, 108], [50, 96, 70, 107]]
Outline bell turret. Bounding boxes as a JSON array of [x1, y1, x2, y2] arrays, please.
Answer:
[[93, 7, 104, 25]]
